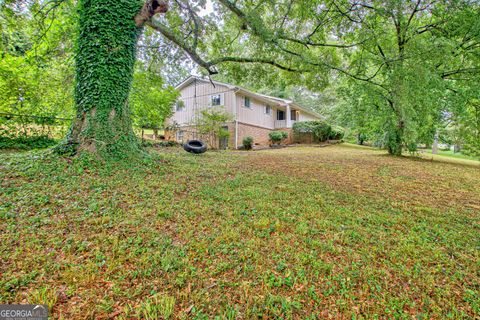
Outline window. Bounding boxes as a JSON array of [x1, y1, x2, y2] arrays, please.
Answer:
[[291, 109, 297, 121], [176, 130, 184, 142], [176, 100, 185, 111], [277, 110, 285, 120], [243, 96, 251, 108], [211, 94, 221, 106], [265, 105, 272, 115]]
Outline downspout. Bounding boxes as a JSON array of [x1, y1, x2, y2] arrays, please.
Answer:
[[233, 88, 240, 149]]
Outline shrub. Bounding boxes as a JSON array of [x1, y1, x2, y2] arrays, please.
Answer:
[[0, 135, 58, 150], [292, 121, 332, 141], [269, 131, 288, 144], [196, 107, 233, 148], [242, 136, 254, 150], [329, 126, 345, 140], [141, 139, 178, 148], [356, 132, 367, 145]]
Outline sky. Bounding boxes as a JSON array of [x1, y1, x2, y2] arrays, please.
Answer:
[[199, 0, 214, 17]]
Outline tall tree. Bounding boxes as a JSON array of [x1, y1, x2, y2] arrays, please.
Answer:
[[15, 0, 478, 158], [328, 1, 479, 154], [59, 0, 165, 156], [56, 0, 340, 157]]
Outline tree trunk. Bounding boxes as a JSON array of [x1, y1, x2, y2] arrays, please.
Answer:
[[387, 121, 404, 156], [357, 133, 364, 145], [385, 98, 404, 156], [432, 130, 439, 154], [57, 0, 147, 157]]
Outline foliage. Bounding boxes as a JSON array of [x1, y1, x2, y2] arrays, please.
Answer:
[[206, 0, 480, 156], [0, 1, 76, 122], [1, 146, 479, 318], [0, 135, 58, 150], [130, 66, 179, 130], [141, 139, 178, 148], [0, 113, 70, 150], [242, 136, 254, 150], [292, 121, 331, 142], [196, 107, 233, 148], [2, 0, 479, 160], [331, 1, 480, 155], [136, 28, 191, 86], [328, 126, 344, 140], [55, 0, 145, 157], [459, 100, 480, 158], [269, 131, 288, 144]]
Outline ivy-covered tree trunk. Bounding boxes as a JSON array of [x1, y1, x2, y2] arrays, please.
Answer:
[[387, 123, 404, 156], [59, 0, 165, 157], [385, 99, 405, 156]]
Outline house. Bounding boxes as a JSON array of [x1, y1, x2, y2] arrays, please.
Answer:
[[165, 75, 323, 149]]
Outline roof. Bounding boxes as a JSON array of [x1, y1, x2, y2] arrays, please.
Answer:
[[175, 75, 324, 119]]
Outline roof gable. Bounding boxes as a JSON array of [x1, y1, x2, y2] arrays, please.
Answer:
[[175, 76, 235, 91]]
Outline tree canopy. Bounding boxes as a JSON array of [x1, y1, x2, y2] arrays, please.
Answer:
[[1, 0, 479, 157]]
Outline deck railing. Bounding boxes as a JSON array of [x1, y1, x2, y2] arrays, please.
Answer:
[[274, 120, 286, 128], [274, 120, 297, 128]]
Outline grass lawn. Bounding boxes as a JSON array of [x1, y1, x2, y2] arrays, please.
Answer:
[[1, 145, 479, 319], [421, 148, 480, 162]]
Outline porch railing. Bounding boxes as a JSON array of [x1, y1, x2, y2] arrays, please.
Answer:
[[274, 120, 286, 128], [274, 120, 297, 128]]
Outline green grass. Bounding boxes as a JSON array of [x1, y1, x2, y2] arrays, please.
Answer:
[[1, 145, 479, 319], [422, 148, 479, 161]]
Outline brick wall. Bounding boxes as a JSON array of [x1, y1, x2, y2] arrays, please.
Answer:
[[237, 122, 293, 146], [166, 122, 294, 149], [165, 124, 234, 149], [237, 122, 271, 146]]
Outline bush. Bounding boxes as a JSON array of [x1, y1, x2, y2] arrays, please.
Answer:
[[463, 140, 480, 158], [269, 131, 288, 144], [242, 136, 254, 150], [141, 139, 178, 148], [292, 121, 332, 141], [0, 135, 58, 150], [356, 132, 367, 145], [329, 126, 345, 140]]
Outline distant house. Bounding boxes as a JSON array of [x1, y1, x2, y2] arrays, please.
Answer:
[[165, 75, 323, 149]]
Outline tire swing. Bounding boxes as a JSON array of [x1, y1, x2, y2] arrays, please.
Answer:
[[182, 78, 207, 154], [183, 140, 207, 154]]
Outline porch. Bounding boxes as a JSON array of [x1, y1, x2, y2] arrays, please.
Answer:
[[274, 105, 299, 129]]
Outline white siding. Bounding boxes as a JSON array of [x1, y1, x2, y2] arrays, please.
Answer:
[[167, 78, 323, 129], [236, 94, 276, 129], [169, 81, 236, 126], [299, 111, 318, 122]]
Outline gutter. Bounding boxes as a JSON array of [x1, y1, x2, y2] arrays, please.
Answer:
[[233, 88, 240, 149]]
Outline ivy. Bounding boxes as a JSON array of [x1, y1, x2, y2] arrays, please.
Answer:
[[59, 0, 145, 158]]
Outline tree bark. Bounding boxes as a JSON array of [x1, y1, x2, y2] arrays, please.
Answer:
[[57, 0, 166, 158], [387, 120, 404, 156]]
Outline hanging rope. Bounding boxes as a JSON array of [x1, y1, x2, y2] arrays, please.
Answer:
[[194, 78, 198, 139]]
